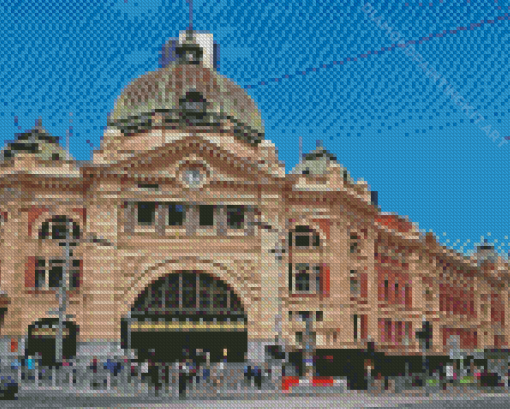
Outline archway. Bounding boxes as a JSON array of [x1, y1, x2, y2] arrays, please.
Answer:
[[121, 270, 247, 363], [26, 318, 78, 366]]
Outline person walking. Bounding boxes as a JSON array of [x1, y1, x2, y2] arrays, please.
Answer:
[[254, 365, 262, 390], [90, 356, 99, 389], [178, 355, 188, 399], [203, 351, 211, 385], [244, 364, 253, 388]]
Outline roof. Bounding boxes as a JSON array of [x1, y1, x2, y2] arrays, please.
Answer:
[[0, 120, 72, 162], [108, 61, 264, 142], [289, 146, 353, 180]]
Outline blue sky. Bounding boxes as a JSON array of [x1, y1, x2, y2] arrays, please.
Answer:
[[1, 0, 509, 256]]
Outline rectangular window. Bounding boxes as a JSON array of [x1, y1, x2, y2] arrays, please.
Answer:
[[295, 264, 310, 292], [35, 259, 46, 289], [288, 263, 293, 293], [137, 202, 156, 226], [70, 259, 81, 289], [227, 206, 245, 229], [350, 270, 360, 296], [384, 278, 389, 301], [138, 183, 159, 190], [48, 266, 63, 289], [291, 264, 321, 295], [316, 311, 323, 322], [295, 234, 310, 248], [199, 205, 214, 227], [295, 332, 303, 344], [354, 314, 358, 340], [168, 204, 185, 226]]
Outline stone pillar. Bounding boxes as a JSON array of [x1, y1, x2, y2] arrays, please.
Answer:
[[246, 206, 255, 236], [124, 202, 135, 234], [78, 198, 122, 359], [186, 204, 197, 236], [0, 211, 27, 355], [504, 287, 510, 348], [78, 245, 120, 359], [366, 229, 377, 344], [253, 200, 282, 364], [217, 204, 226, 236], [156, 203, 166, 236]]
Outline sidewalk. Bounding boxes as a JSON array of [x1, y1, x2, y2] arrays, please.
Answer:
[[19, 382, 507, 401]]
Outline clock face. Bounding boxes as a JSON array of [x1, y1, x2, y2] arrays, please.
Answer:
[[182, 168, 204, 187]]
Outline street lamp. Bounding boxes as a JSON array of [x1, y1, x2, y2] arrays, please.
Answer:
[[415, 316, 432, 387], [52, 223, 116, 365], [54, 219, 74, 365]]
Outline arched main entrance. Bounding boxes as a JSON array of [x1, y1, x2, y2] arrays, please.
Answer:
[[26, 318, 78, 366], [121, 270, 247, 363]]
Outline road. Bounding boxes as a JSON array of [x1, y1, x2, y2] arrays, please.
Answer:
[[2, 391, 510, 408]]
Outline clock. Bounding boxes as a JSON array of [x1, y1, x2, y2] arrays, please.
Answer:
[[181, 167, 205, 188]]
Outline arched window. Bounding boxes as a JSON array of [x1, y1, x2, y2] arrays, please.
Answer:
[[289, 226, 320, 249], [39, 215, 80, 241]]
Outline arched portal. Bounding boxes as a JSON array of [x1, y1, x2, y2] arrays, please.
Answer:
[[121, 270, 247, 363], [26, 318, 78, 366]]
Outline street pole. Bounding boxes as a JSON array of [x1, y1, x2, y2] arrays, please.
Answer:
[[421, 316, 427, 387], [55, 220, 72, 366]]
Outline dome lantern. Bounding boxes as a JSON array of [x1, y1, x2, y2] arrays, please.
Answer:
[[175, 29, 203, 65]]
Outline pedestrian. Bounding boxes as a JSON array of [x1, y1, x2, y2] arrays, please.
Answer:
[[89, 356, 98, 389], [147, 350, 159, 395], [130, 355, 138, 386], [141, 358, 149, 386], [204, 351, 211, 384], [178, 356, 187, 399], [194, 349, 200, 386], [255, 365, 262, 390], [244, 364, 252, 387], [446, 362, 453, 389]]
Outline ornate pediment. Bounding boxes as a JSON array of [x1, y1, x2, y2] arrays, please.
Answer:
[[88, 135, 284, 188]]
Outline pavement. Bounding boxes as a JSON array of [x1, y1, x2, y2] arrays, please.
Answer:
[[5, 388, 510, 408]]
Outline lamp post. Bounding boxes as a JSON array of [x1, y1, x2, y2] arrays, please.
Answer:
[[51, 225, 116, 365], [54, 219, 74, 366]]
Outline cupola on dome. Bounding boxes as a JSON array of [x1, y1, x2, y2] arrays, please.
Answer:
[[108, 30, 264, 146]]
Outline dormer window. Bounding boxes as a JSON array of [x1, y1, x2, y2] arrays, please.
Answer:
[[179, 91, 207, 121]]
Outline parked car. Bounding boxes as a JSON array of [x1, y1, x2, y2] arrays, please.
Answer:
[[0, 376, 18, 400]]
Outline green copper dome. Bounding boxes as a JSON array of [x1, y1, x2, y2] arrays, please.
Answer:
[[109, 63, 264, 141]]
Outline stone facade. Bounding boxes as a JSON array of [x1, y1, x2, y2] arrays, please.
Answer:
[[0, 30, 508, 364]]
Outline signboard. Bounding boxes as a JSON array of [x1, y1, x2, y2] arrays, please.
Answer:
[[130, 321, 246, 332], [31, 328, 70, 337]]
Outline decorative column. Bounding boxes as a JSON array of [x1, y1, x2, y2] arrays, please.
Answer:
[[156, 203, 166, 236], [216, 204, 226, 236], [78, 200, 121, 359], [185, 204, 198, 236], [246, 206, 255, 236], [124, 202, 135, 234]]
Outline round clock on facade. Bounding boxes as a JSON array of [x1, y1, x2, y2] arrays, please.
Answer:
[[180, 167, 205, 188]]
